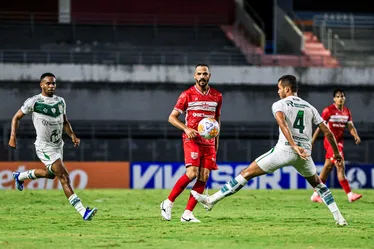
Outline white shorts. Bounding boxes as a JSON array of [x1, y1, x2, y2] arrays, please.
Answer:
[[35, 146, 63, 175], [255, 146, 316, 177]]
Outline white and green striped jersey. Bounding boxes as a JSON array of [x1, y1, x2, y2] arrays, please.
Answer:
[[272, 95, 323, 151], [21, 94, 66, 149]]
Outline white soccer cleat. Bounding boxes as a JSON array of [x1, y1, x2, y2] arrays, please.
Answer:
[[180, 211, 201, 222], [335, 215, 348, 226], [191, 190, 215, 211], [160, 200, 173, 221]]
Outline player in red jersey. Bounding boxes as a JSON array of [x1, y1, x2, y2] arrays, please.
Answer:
[[160, 64, 222, 222], [310, 89, 362, 203]]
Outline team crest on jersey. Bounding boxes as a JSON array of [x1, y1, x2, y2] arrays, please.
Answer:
[[58, 104, 63, 113], [51, 108, 56, 113], [191, 152, 198, 159], [43, 108, 48, 113]]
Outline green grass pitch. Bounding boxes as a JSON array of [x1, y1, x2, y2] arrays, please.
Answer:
[[0, 189, 373, 249]]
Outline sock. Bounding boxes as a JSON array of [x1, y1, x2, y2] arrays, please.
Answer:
[[315, 183, 342, 220], [168, 174, 192, 202], [339, 179, 352, 194], [313, 179, 325, 194], [18, 170, 37, 181], [210, 174, 248, 203], [185, 180, 206, 211], [68, 194, 86, 217]]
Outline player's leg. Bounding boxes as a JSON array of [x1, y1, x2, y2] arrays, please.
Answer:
[[333, 149, 362, 202], [13, 149, 57, 191], [181, 167, 210, 222], [183, 146, 216, 219], [296, 157, 347, 226], [51, 158, 97, 221], [192, 147, 286, 210], [310, 158, 332, 203], [160, 140, 200, 221]]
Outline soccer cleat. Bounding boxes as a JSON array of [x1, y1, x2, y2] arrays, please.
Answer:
[[310, 193, 323, 203], [83, 207, 98, 221], [180, 212, 201, 222], [335, 216, 348, 226], [348, 192, 362, 203], [191, 190, 215, 211], [12, 172, 24, 191], [160, 200, 173, 221]]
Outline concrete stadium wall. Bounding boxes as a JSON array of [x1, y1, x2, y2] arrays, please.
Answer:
[[1, 84, 373, 122]]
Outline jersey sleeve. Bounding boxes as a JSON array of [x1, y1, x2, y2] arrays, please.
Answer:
[[271, 101, 284, 117], [61, 98, 67, 115], [174, 92, 188, 114], [312, 106, 324, 125], [321, 107, 330, 121], [20, 97, 35, 114], [215, 93, 223, 119], [347, 108, 353, 122]]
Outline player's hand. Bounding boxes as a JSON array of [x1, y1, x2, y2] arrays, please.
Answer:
[[184, 127, 198, 139], [72, 136, 80, 147], [8, 136, 16, 148], [292, 145, 310, 160], [354, 136, 361, 145]]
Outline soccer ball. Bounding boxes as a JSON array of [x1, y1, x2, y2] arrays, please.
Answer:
[[198, 118, 220, 139]]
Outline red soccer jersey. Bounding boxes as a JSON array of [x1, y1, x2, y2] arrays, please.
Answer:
[[174, 85, 222, 146], [322, 104, 352, 148]]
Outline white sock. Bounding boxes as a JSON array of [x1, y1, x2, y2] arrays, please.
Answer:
[[165, 198, 173, 206], [18, 170, 37, 181], [315, 183, 343, 220], [347, 192, 353, 198], [211, 174, 248, 203], [68, 194, 86, 216]]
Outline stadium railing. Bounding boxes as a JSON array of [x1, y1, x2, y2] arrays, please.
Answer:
[[0, 49, 342, 67]]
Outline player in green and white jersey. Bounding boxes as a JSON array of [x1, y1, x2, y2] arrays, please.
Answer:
[[192, 75, 348, 226], [9, 73, 97, 221]]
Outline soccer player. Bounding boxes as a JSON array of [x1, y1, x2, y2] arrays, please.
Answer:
[[192, 75, 348, 226], [9, 73, 98, 221], [160, 64, 222, 222], [310, 89, 362, 203]]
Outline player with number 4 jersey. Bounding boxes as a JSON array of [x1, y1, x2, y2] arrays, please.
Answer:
[[192, 75, 348, 226]]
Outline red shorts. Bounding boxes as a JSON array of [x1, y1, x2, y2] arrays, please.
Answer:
[[183, 139, 218, 170], [325, 143, 344, 164]]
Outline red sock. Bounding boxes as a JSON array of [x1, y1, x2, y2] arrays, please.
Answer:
[[168, 174, 192, 202], [185, 180, 206, 211], [339, 179, 351, 194]]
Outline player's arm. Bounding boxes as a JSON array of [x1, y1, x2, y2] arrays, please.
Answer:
[[215, 116, 221, 152], [8, 110, 25, 148], [274, 111, 309, 160], [318, 122, 342, 162], [168, 109, 197, 139], [63, 114, 80, 147], [311, 127, 321, 146], [347, 122, 361, 144]]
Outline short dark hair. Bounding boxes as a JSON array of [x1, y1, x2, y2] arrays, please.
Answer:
[[278, 75, 298, 93], [195, 63, 210, 69], [40, 72, 56, 81], [333, 88, 345, 97]]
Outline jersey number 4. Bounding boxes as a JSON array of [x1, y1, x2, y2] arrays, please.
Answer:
[[293, 110, 305, 133]]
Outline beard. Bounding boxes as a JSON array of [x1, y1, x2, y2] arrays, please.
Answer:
[[196, 79, 209, 88]]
